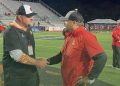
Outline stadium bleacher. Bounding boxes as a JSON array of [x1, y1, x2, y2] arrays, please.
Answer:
[[0, 2, 12, 15], [0, 0, 64, 29]]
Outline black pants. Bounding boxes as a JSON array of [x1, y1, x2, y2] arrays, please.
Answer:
[[4, 71, 39, 86], [112, 45, 120, 68]]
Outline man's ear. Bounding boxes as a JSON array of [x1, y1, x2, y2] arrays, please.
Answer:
[[74, 21, 79, 25], [16, 15, 21, 20], [18, 15, 24, 22], [73, 21, 77, 24], [17, 15, 21, 18]]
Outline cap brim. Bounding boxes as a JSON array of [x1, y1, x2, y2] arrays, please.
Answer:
[[117, 20, 120, 24], [25, 12, 37, 17], [60, 10, 76, 21], [60, 17, 68, 21]]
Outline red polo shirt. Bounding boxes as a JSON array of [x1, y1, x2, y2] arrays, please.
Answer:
[[61, 26, 104, 86], [112, 27, 120, 47]]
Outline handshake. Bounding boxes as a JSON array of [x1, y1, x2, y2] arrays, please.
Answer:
[[34, 58, 49, 68]]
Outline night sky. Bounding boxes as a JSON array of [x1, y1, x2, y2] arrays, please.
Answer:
[[41, 0, 120, 22]]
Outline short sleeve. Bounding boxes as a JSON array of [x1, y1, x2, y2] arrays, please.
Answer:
[[84, 33, 104, 58], [4, 29, 22, 51]]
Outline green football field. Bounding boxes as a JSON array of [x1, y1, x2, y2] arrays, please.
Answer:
[[0, 31, 120, 86]]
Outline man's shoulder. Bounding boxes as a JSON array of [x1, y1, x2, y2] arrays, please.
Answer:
[[4, 26, 18, 35], [80, 28, 93, 36], [81, 30, 96, 41]]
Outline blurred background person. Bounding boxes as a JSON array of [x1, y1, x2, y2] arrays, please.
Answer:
[[112, 20, 120, 69]]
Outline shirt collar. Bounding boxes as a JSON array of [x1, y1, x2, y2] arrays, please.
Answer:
[[9, 21, 27, 32], [65, 26, 85, 37]]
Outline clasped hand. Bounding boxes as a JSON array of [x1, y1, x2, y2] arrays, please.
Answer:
[[35, 58, 49, 68]]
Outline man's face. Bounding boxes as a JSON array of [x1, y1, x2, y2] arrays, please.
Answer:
[[64, 20, 74, 30], [20, 16, 33, 25], [117, 23, 120, 27]]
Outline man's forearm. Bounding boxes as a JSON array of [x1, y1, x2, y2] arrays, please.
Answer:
[[47, 52, 62, 65], [19, 53, 37, 65], [88, 52, 107, 80], [10, 49, 48, 67], [10, 49, 37, 65]]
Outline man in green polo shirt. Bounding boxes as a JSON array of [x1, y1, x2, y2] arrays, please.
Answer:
[[3, 4, 48, 86]]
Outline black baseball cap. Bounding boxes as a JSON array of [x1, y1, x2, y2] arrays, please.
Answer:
[[16, 4, 37, 17], [61, 9, 84, 23]]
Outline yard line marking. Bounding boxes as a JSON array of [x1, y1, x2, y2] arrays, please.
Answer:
[[35, 44, 62, 48], [45, 70, 60, 75]]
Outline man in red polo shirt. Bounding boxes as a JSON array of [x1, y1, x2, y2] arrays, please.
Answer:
[[47, 9, 107, 86], [112, 20, 120, 68]]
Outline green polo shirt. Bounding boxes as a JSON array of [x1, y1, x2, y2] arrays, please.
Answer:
[[3, 26, 39, 86]]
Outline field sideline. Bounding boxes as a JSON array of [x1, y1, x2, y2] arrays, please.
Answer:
[[0, 31, 120, 86]]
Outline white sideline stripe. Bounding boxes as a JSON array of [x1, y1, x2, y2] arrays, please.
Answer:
[[105, 65, 120, 70], [36, 44, 62, 48], [45, 70, 60, 75], [106, 65, 113, 67], [0, 51, 120, 71], [35, 35, 61, 36], [0, 45, 61, 55], [35, 37, 63, 40], [34, 35, 63, 37], [35, 38, 63, 40]]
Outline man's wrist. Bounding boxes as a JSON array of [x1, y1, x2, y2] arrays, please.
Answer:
[[47, 59, 50, 65]]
